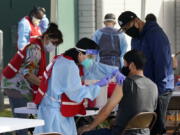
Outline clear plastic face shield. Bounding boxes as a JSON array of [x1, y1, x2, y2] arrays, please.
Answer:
[[74, 47, 99, 55], [75, 47, 99, 59], [75, 47, 99, 68]]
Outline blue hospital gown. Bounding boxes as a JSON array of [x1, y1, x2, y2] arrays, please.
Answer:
[[83, 61, 119, 80], [17, 17, 31, 50], [34, 56, 101, 135], [39, 15, 49, 33]]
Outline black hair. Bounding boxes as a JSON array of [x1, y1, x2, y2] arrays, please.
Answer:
[[64, 48, 79, 63], [28, 6, 44, 19], [124, 49, 146, 70], [145, 13, 157, 22], [42, 23, 63, 45], [64, 38, 99, 63], [76, 37, 99, 54], [40, 7, 46, 13]]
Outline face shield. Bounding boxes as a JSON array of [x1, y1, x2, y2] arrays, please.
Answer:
[[75, 47, 99, 69], [74, 47, 99, 55]]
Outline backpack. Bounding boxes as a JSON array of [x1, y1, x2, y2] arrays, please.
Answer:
[[98, 27, 121, 66]]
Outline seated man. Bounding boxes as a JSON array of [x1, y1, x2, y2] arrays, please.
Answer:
[[78, 50, 158, 135]]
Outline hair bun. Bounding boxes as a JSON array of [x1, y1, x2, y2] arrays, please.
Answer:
[[49, 23, 58, 29]]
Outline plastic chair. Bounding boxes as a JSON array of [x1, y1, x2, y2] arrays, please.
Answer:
[[122, 112, 157, 134]]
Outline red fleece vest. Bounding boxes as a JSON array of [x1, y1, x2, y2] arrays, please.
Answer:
[[25, 16, 42, 42], [2, 39, 46, 97]]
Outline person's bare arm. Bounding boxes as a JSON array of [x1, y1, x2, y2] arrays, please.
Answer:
[[24, 73, 41, 86], [78, 84, 123, 135]]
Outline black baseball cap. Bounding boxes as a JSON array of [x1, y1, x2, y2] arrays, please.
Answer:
[[118, 11, 137, 28]]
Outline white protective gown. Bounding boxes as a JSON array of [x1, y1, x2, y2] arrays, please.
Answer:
[[34, 56, 101, 135]]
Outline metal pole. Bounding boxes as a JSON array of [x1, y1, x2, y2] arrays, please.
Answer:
[[141, 0, 146, 20], [0, 30, 4, 111]]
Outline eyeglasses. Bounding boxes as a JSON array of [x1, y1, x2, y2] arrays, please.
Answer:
[[52, 41, 59, 46], [49, 39, 59, 46]]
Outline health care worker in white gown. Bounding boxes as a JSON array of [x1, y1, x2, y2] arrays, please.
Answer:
[[34, 38, 125, 135]]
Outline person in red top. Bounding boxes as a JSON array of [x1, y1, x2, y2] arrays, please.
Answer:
[[17, 7, 45, 50], [1, 23, 63, 135]]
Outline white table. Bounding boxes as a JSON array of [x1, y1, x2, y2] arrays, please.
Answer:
[[172, 90, 180, 97], [14, 107, 37, 115], [172, 86, 180, 97], [14, 107, 99, 116], [76, 109, 99, 117], [0, 117, 44, 133]]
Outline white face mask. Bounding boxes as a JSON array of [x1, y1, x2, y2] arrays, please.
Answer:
[[44, 41, 56, 52], [32, 16, 40, 26]]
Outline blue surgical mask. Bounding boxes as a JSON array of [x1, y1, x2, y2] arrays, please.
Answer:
[[81, 58, 93, 69]]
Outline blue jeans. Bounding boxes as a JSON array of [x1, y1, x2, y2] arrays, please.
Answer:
[[8, 96, 28, 135], [83, 128, 112, 135], [151, 91, 172, 135]]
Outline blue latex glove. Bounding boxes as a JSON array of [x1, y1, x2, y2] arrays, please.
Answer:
[[115, 71, 126, 85], [95, 76, 111, 87], [111, 69, 119, 77]]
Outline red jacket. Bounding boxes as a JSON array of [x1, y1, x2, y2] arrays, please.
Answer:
[[34, 55, 86, 117], [2, 39, 46, 97]]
